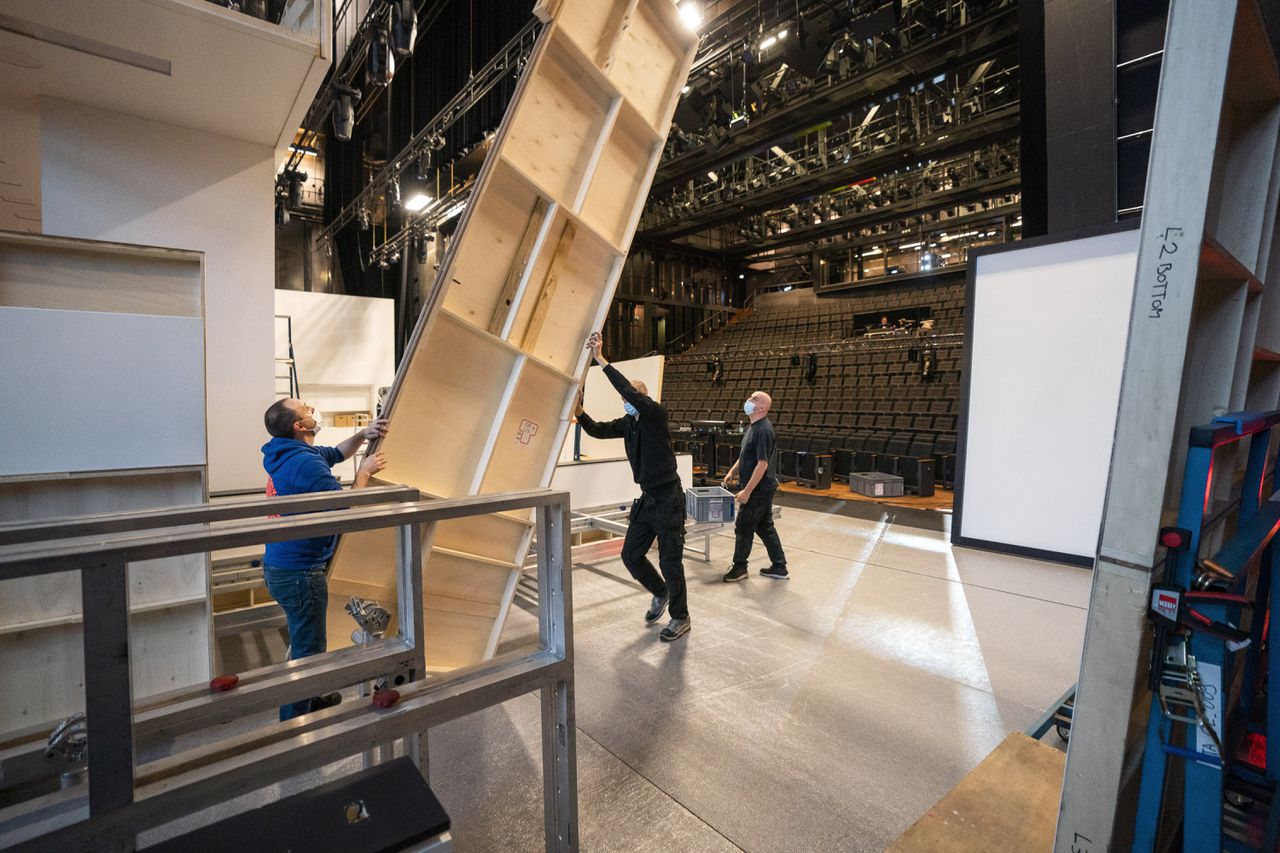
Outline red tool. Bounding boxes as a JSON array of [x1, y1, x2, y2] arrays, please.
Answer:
[[371, 689, 400, 709], [209, 674, 240, 692]]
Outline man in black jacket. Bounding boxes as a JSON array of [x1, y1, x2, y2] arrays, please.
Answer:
[[576, 332, 690, 642]]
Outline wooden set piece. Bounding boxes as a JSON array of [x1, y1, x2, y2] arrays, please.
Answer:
[[325, 0, 697, 670]]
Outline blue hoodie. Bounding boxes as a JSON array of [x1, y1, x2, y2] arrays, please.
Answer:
[[261, 437, 345, 569]]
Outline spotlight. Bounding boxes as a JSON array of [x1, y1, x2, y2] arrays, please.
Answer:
[[369, 26, 390, 85], [429, 133, 446, 151], [283, 169, 306, 208], [387, 176, 401, 211], [415, 235, 428, 265], [275, 196, 289, 226], [404, 192, 431, 212], [390, 0, 415, 56], [677, 1, 702, 31], [415, 149, 432, 180], [332, 83, 361, 142], [358, 205, 371, 230]]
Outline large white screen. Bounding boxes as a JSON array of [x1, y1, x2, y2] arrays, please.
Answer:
[[957, 229, 1138, 560]]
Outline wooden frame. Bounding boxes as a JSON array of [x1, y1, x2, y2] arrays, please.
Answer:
[[326, 0, 696, 668], [0, 231, 210, 734]]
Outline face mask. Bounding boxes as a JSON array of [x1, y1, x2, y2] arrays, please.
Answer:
[[743, 400, 756, 416], [302, 412, 324, 434], [623, 402, 638, 418]]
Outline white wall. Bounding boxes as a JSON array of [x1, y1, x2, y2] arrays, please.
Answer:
[[957, 229, 1139, 561], [274, 289, 395, 415], [560, 355, 666, 463], [40, 99, 276, 493]]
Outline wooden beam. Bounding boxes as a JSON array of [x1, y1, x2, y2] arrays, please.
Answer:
[[488, 197, 551, 336], [522, 221, 578, 350]]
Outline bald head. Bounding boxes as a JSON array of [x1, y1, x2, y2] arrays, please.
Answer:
[[750, 391, 771, 412], [631, 379, 649, 397]]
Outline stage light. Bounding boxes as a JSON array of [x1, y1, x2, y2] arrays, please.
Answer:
[[677, 2, 702, 31], [391, 0, 415, 56], [404, 193, 432, 212], [332, 83, 361, 142], [387, 177, 401, 211], [416, 149, 432, 180]]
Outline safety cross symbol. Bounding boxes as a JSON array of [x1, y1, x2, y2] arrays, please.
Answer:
[[516, 419, 539, 445], [1152, 589, 1180, 622]]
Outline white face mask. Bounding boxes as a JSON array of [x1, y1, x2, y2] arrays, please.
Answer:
[[302, 411, 324, 434], [743, 400, 755, 416]]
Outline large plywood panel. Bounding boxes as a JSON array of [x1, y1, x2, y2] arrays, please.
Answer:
[[554, 0, 629, 67], [375, 312, 518, 495], [579, 102, 663, 248], [502, 31, 616, 207], [441, 160, 552, 330], [607, 0, 689, 131], [508, 209, 623, 371], [481, 359, 576, 494], [0, 307, 206, 476]]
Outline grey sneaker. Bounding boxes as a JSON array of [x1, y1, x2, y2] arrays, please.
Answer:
[[760, 565, 790, 580], [645, 592, 669, 624], [659, 617, 691, 642]]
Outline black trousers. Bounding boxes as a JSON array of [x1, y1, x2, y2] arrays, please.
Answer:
[[621, 481, 689, 619], [732, 487, 786, 570]]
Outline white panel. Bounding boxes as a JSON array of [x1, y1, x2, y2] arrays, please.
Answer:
[[551, 453, 694, 509], [41, 99, 275, 493], [273, 289, 395, 391], [0, 306, 206, 475], [567, 354, 666, 462], [959, 229, 1139, 558]]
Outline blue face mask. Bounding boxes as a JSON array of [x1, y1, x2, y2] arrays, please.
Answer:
[[743, 400, 755, 416], [623, 402, 638, 418]]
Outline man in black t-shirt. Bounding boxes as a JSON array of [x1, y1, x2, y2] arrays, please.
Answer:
[[575, 332, 691, 642], [722, 390, 788, 582]]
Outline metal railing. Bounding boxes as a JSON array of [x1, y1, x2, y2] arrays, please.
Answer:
[[0, 487, 578, 852]]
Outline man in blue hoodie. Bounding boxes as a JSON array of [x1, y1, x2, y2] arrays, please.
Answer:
[[261, 397, 388, 720]]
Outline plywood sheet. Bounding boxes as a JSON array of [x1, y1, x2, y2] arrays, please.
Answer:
[[433, 512, 533, 562], [481, 359, 576, 493], [554, 0, 629, 67], [509, 209, 622, 371], [888, 733, 1064, 852], [502, 32, 616, 207], [375, 312, 519, 495], [442, 160, 551, 329], [579, 102, 663, 248], [0, 235, 202, 318], [607, 0, 688, 131]]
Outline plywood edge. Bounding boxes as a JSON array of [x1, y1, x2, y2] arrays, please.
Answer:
[[431, 546, 521, 573], [0, 229, 204, 265], [887, 733, 1065, 852]]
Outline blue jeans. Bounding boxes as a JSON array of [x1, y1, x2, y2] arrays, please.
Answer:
[[263, 564, 328, 721]]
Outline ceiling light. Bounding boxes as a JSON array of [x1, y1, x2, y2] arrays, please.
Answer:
[[682, 85, 691, 94], [778, 29, 788, 40], [404, 193, 432, 212], [678, 1, 703, 31], [760, 35, 777, 50]]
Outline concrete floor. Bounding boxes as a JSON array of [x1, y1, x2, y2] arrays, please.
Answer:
[[426, 493, 1090, 852]]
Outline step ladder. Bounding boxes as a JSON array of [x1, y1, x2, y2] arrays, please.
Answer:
[[274, 313, 300, 400], [1055, 0, 1280, 849]]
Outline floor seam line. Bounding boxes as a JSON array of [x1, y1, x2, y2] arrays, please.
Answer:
[[572, 723, 748, 852]]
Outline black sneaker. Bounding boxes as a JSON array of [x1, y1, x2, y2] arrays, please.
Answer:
[[760, 565, 790, 580], [723, 565, 749, 583], [645, 592, 669, 624], [659, 617, 691, 642]]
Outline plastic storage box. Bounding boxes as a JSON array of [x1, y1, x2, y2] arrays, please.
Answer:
[[849, 472, 904, 498], [685, 486, 736, 523]]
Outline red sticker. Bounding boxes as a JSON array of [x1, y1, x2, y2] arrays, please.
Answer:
[[516, 419, 539, 445]]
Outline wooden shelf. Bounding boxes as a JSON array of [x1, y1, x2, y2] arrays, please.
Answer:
[[1201, 236, 1263, 293]]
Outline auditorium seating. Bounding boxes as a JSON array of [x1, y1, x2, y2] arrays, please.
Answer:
[[663, 281, 964, 495]]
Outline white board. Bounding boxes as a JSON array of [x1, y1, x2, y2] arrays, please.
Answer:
[[561, 354, 666, 463], [0, 306, 206, 475], [955, 228, 1139, 561], [552, 453, 694, 509]]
